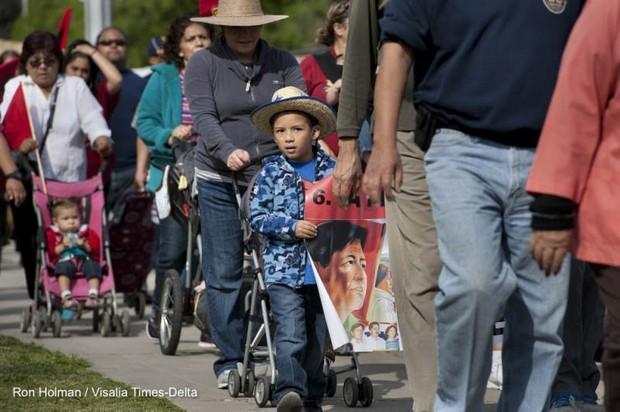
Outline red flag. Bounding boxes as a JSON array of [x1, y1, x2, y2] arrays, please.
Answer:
[[56, 8, 73, 49], [2, 83, 33, 150], [199, 0, 218, 16], [0, 59, 18, 88]]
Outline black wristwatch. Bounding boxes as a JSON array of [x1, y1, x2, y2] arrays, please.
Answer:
[[5, 170, 24, 182]]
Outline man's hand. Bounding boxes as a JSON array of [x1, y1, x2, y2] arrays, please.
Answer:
[[333, 139, 362, 208], [362, 139, 402, 205], [226, 149, 251, 171], [530, 229, 573, 276], [5, 177, 26, 206], [295, 220, 318, 239], [18, 138, 38, 154], [93, 136, 113, 157]]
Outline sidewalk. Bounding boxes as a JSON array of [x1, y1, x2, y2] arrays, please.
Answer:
[[0, 244, 500, 411]]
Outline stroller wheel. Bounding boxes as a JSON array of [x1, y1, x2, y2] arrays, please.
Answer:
[[159, 270, 183, 356], [20, 306, 32, 333], [120, 310, 131, 337], [92, 307, 100, 332], [32, 308, 43, 338], [325, 369, 337, 397], [51, 311, 62, 337], [343, 377, 359, 407], [135, 292, 146, 319], [254, 376, 271, 407], [228, 369, 241, 398], [42, 307, 50, 332], [243, 370, 255, 397], [101, 310, 112, 337], [359, 376, 373, 407]]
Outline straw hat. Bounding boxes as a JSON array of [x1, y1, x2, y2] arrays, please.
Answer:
[[251, 86, 336, 139], [192, 0, 288, 27]]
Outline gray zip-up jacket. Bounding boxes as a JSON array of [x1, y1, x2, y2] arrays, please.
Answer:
[[185, 38, 305, 184]]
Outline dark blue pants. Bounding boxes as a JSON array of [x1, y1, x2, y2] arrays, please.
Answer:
[[197, 179, 246, 376], [268, 284, 327, 404], [152, 214, 188, 311]]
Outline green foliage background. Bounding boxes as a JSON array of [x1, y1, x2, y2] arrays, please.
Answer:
[[8, 0, 331, 68]]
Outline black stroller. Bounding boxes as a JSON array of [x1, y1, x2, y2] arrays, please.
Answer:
[[157, 141, 205, 355]]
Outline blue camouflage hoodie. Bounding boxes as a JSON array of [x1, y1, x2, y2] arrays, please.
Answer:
[[249, 147, 335, 288]]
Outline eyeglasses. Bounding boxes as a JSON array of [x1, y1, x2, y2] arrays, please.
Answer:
[[28, 58, 58, 68], [98, 39, 127, 47]]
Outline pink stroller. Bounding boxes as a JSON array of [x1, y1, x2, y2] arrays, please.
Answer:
[[19, 174, 130, 338]]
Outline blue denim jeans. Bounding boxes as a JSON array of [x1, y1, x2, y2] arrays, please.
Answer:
[[268, 284, 327, 404], [197, 179, 246, 377], [152, 214, 188, 311], [424, 130, 570, 412]]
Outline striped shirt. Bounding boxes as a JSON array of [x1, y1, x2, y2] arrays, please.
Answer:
[[179, 70, 198, 142]]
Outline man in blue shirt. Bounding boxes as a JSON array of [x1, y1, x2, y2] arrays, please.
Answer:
[[96, 27, 147, 208], [364, 1, 585, 411]]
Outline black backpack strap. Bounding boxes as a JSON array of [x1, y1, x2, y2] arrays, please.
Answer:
[[313, 51, 342, 83], [38, 86, 60, 154]]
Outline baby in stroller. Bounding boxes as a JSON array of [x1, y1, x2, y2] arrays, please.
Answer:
[[45, 198, 102, 309]]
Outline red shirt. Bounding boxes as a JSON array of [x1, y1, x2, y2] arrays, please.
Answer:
[[86, 80, 119, 180], [45, 224, 101, 263], [300, 48, 340, 155]]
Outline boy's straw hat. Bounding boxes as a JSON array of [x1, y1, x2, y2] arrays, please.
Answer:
[[192, 0, 288, 27], [251, 86, 336, 139]]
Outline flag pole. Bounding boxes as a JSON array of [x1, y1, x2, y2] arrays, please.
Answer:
[[20, 82, 47, 194]]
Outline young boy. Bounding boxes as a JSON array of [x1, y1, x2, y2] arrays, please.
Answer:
[[46, 198, 102, 309], [249, 86, 336, 412]]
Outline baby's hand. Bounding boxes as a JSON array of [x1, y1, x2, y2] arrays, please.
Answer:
[[62, 235, 72, 247], [295, 220, 318, 239], [75, 237, 86, 248]]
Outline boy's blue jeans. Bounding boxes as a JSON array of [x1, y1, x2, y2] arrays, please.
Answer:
[[268, 284, 327, 404], [424, 130, 570, 412]]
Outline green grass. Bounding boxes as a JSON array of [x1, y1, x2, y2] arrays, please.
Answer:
[[0, 335, 183, 411]]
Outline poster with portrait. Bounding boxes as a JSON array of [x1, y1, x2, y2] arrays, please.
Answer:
[[304, 176, 402, 352]]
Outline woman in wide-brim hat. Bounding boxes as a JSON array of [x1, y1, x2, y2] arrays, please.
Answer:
[[184, 0, 308, 391]]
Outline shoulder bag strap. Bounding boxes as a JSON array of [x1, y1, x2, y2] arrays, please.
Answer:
[[37, 86, 60, 154], [313, 51, 342, 83]]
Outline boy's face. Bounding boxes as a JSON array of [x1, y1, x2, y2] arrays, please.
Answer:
[[53, 206, 81, 233], [272, 112, 320, 162]]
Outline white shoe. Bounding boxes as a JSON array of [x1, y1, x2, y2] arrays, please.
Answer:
[[486, 350, 503, 390], [217, 369, 231, 389]]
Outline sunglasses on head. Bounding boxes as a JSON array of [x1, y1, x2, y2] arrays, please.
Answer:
[[28, 58, 57, 68], [98, 39, 127, 47]]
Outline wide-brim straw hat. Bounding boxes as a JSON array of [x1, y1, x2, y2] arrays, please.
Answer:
[[192, 0, 288, 26], [251, 86, 336, 139]]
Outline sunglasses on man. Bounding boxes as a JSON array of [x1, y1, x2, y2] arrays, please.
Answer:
[[98, 39, 127, 47]]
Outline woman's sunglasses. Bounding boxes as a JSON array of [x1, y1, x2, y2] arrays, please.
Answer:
[[28, 58, 58, 68]]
